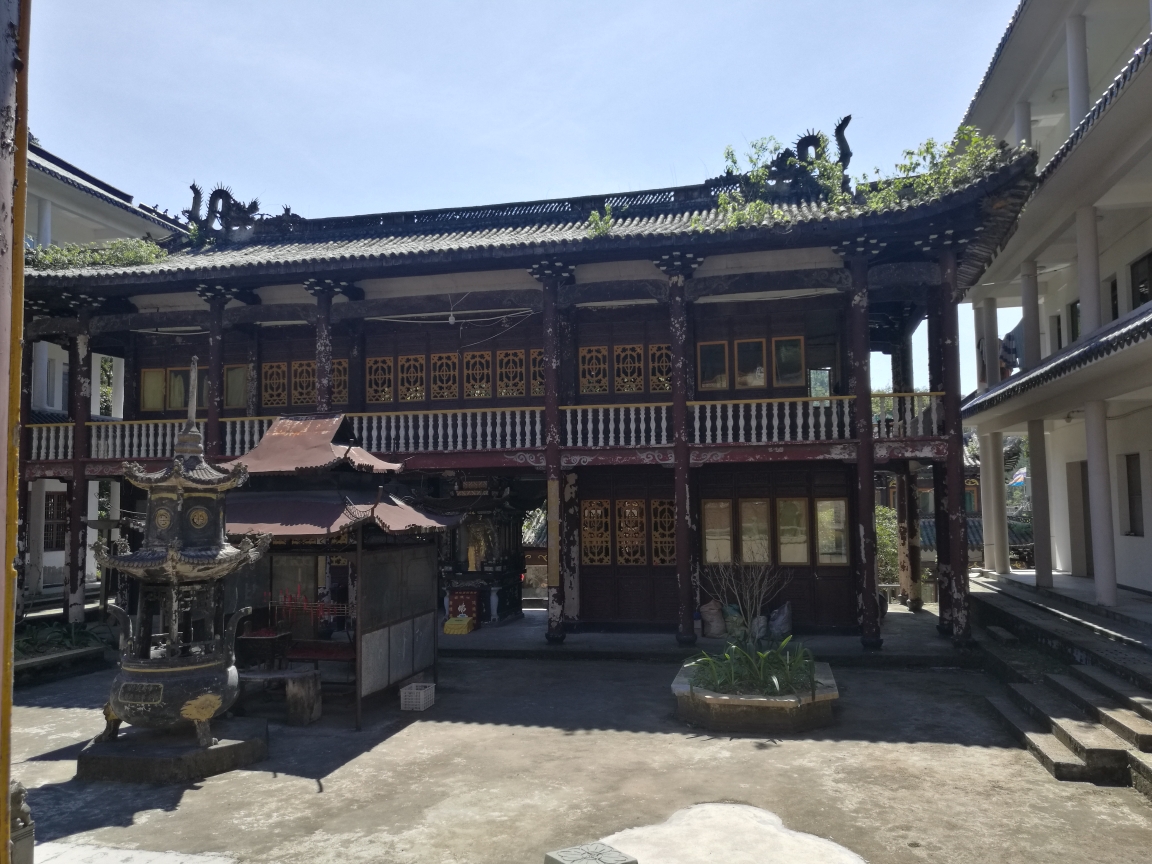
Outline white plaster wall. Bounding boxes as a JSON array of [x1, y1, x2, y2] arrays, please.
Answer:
[[1046, 418, 1083, 575], [31, 340, 68, 413], [1099, 211, 1152, 323], [27, 478, 67, 594], [1106, 406, 1152, 593]]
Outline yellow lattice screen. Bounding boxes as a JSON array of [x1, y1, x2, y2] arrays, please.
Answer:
[[431, 353, 458, 400], [616, 499, 647, 565], [463, 351, 492, 399], [614, 344, 644, 393], [580, 500, 611, 565], [332, 359, 348, 404], [398, 355, 425, 402], [367, 357, 393, 403], [262, 362, 287, 408], [530, 349, 545, 396], [292, 361, 316, 405], [649, 344, 672, 392], [651, 499, 675, 565], [579, 346, 609, 395], [497, 350, 525, 397]]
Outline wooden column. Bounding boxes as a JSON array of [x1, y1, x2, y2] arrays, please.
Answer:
[[205, 295, 226, 456], [891, 322, 922, 611], [245, 326, 261, 417], [16, 335, 32, 604], [530, 260, 574, 644], [848, 258, 882, 649], [309, 284, 336, 412], [347, 321, 366, 414], [939, 250, 970, 645], [67, 312, 92, 623], [926, 284, 952, 634], [122, 333, 138, 421], [669, 277, 695, 645]]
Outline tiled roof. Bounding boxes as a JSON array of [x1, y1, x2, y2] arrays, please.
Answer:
[[919, 516, 1033, 552], [26, 154, 1037, 292], [1036, 32, 1152, 185], [963, 299, 1152, 418]]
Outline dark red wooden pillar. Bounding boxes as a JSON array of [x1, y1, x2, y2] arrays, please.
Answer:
[[205, 295, 226, 456], [310, 284, 335, 412], [939, 250, 970, 645], [122, 333, 138, 421], [347, 321, 366, 414], [848, 258, 882, 649], [66, 311, 92, 622], [926, 285, 953, 634], [669, 277, 695, 645], [16, 333, 33, 602]]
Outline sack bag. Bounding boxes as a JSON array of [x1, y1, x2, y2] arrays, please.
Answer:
[[767, 601, 792, 641], [699, 599, 726, 638]]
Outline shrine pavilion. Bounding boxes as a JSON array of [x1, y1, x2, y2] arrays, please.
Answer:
[[20, 134, 1038, 648]]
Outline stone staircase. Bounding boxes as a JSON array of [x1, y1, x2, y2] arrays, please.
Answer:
[[973, 580, 1152, 799]]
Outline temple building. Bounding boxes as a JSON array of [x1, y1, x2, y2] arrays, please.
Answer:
[[961, 0, 1152, 604], [20, 132, 1036, 647]]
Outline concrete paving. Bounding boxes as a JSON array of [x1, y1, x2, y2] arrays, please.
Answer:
[[12, 659, 1152, 864]]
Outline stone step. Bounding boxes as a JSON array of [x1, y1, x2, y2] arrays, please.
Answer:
[[1130, 751, 1152, 801], [1068, 664, 1152, 722], [985, 695, 1089, 782], [971, 589, 1152, 692], [986, 625, 1019, 644], [1007, 683, 1130, 780], [1043, 673, 1152, 751]]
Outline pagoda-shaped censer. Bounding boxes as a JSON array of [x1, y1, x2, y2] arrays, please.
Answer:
[[95, 358, 269, 748]]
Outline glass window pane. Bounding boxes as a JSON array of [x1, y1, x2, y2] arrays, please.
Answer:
[[140, 369, 165, 412], [735, 341, 765, 388], [224, 366, 248, 409], [773, 337, 805, 387], [698, 343, 728, 390], [702, 500, 732, 564], [808, 368, 831, 397], [739, 499, 771, 563], [777, 498, 809, 564], [816, 499, 848, 564]]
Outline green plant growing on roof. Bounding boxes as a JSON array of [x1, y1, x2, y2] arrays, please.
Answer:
[[586, 204, 614, 238], [26, 237, 168, 271], [715, 137, 793, 230]]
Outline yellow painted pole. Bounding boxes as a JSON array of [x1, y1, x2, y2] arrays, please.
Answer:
[[1, 1, 30, 857]]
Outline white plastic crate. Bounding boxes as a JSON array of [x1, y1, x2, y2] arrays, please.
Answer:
[[400, 682, 435, 711]]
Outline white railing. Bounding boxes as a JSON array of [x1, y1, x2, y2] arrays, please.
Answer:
[[349, 407, 544, 453], [690, 397, 854, 444], [223, 417, 275, 457], [89, 420, 198, 460], [871, 393, 943, 439], [562, 403, 671, 448], [29, 423, 73, 461]]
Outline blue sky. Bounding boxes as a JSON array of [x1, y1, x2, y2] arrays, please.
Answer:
[[31, 0, 1022, 394]]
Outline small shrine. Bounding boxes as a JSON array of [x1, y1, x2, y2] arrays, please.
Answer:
[[90, 358, 269, 757]]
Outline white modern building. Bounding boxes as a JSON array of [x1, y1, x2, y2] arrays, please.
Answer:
[[962, 0, 1152, 602], [24, 143, 179, 610]]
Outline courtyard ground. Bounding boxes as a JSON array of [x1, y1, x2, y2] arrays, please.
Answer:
[[11, 651, 1152, 863]]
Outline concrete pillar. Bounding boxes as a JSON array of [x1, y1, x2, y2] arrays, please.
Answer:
[[1028, 419, 1053, 588], [1021, 261, 1041, 370], [1077, 205, 1101, 335], [979, 434, 996, 568], [982, 298, 1001, 388], [848, 258, 882, 649], [1014, 100, 1032, 148], [988, 430, 1010, 575], [1066, 14, 1090, 125], [36, 196, 51, 247], [1084, 400, 1117, 606]]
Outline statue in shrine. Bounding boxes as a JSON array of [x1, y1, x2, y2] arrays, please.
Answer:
[[94, 357, 270, 748]]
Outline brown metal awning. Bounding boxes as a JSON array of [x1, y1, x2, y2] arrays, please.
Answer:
[[227, 490, 459, 537], [223, 414, 401, 475]]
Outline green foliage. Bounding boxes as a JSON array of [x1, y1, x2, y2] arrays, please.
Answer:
[[856, 126, 1004, 211], [690, 635, 816, 698], [875, 505, 899, 585], [13, 622, 112, 660], [586, 204, 614, 238], [716, 138, 792, 230], [26, 237, 168, 271]]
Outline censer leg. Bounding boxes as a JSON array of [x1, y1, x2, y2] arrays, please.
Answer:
[[194, 719, 216, 748], [96, 703, 121, 742]]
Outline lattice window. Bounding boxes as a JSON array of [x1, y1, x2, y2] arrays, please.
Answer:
[[580, 500, 611, 566], [262, 362, 287, 408], [431, 353, 459, 400], [332, 359, 348, 404], [463, 351, 492, 399], [367, 356, 394, 403], [616, 499, 647, 565], [43, 491, 68, 551], [292, 360, 316, 405], [614, 344, 644, 394], [651, 499, 675, 565], [398, 355, 425, 402], [579, 346, 609, 395], [530, 349, 545, 396], [649, 344, 672, 392], [497, 350, 525, 398]]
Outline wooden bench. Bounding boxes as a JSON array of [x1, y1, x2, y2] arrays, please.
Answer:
[[239, 668, 322, 726]]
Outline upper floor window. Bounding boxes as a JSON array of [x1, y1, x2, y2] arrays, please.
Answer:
[[1132, 250, 1152, 311], [697, 342, 728, 390], [772, 337, 805, 387]]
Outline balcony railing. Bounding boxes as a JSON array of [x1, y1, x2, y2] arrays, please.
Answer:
[[25, 394, 946, 463]]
